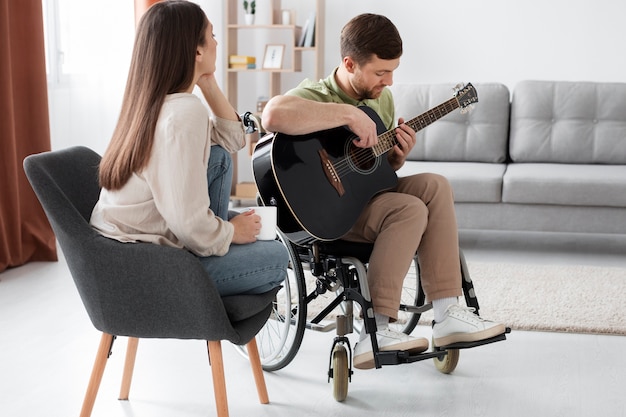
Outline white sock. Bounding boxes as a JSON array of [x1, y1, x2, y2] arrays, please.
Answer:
[[432, 297, 458, 323], [375, 313, 389, 330], [360, 313, 389, 341]]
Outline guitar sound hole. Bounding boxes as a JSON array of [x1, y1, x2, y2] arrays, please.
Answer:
[[347, 142, 378, 174]]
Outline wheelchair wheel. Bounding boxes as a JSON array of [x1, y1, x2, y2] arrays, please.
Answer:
[[347, 256, 422, 335], [235, 230, 307, 371], [331, 344, 349, 402]]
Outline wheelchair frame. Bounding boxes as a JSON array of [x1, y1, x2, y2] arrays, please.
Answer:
[[237, 230, 510, 401]]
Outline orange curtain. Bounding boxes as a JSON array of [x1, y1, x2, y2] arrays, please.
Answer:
[[0, 0, 57, 272]]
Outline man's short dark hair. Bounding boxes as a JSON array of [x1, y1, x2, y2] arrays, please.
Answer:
[[340, 13, 403, 65]]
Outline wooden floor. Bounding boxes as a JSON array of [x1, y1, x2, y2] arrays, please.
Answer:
[[1, 230, 625, 417]]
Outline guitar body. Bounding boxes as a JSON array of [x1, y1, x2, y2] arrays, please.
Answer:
[[253, 107, 397, 242], [252, 83, 478, 244]]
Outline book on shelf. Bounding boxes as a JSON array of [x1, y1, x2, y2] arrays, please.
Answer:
[[297, 19, 309, 47], [303, 11, 316, 47], [229, 63, 257, 69], [228, 55, 256, 65], [295, 26, 303, 47]]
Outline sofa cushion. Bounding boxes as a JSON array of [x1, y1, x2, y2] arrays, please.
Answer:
[[398, 161, 506, 203], [390, 83, 510, 163], [503, 163, 626, 207], [509, 80, 626, 164]]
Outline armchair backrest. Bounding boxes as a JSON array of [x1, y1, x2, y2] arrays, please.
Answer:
[[24, 146, 278, 343], [24, 146, 102, 235], [23, 147, 113, 327]]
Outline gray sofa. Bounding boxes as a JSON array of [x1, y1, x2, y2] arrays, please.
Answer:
[[390, 80, 626, 236]]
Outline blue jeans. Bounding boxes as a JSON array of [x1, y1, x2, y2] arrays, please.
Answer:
[[197, 146, 288, 296]]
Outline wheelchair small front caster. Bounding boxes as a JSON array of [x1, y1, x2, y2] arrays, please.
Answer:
[[330, 344, 350, 401], [326, 313, 353, 401], [433, 342, 459, 374]]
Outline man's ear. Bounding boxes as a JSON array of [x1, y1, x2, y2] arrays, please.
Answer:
[[343, 56, 357, 73]]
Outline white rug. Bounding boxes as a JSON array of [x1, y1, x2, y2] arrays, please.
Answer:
[[420, 262, 626, 335], [306, 262, 626, 335]]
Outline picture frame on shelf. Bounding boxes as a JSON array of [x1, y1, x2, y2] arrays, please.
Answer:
[[262, 44, 285, 69]]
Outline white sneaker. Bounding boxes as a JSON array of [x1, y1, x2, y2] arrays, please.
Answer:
[[432, 304, 506, 347], [353, 328, 429, 370]]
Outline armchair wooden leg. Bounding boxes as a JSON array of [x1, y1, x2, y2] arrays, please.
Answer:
[[119, 337, 139, 400], [207, 341, 229, 417], [80, 333, 115, 417], [247, 338, 269, 404]]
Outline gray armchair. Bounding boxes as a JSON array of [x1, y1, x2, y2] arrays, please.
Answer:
[[23, 146, 281, 417]]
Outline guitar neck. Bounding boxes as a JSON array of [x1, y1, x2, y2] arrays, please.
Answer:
[[373, 96, 459, 157]]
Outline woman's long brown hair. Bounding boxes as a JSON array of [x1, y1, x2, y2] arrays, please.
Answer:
[[98, 0, 208, 190]]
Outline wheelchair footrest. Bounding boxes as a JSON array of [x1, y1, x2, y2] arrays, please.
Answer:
[[373, 327, 511, 368], [435, 327, 511, 351], [375, 349, 448, 366]]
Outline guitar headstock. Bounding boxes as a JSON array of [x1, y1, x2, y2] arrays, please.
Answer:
[[453, 83, 478, 114]]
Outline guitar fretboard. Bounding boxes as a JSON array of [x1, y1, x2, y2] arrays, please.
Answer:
[[373, 97, 459, 157]]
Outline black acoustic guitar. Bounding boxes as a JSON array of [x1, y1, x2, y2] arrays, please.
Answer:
[[252, 83, 478, 244]]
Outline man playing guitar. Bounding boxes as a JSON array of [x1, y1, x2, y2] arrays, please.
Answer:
[[261, 13, 505, 370]]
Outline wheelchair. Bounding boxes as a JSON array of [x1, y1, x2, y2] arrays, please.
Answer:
[[237, 112, 510, 401], [235, 229, 510, 401]]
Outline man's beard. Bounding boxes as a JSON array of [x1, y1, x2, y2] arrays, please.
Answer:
[[353, 82, 383, 100]]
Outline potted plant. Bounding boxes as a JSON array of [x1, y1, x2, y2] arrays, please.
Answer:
[[243, 0, 255, 25]]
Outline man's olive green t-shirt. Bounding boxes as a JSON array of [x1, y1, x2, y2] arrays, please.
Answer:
[[285, 67, 396, 131]]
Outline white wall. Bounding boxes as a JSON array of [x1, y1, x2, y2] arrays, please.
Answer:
[[48, 0, 626, 184], [319, 0, 626, 88], [47, 0, 223, 154]]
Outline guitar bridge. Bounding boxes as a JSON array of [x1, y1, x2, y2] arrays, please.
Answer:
[[318, 149, 345, 197]]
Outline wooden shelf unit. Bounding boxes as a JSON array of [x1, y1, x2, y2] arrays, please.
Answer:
[[224, 0, 324, 197]]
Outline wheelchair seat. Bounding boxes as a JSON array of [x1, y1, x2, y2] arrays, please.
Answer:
[[314, 240, 374, 264]]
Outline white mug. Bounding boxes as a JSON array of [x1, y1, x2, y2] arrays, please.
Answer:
[[251, 206, 277, 240]]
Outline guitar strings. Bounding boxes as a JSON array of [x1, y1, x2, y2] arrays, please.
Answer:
[[332, 99, 459, 177], [332, 130, 396, 176]]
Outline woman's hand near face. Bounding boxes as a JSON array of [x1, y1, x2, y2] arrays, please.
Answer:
[[196, 74, 240, 122], [196, 73, 217, 90], [229, 210, 261, 244]]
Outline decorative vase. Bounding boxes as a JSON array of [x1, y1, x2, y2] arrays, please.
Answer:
[[281, 9, 291, 25], [244, 13, 255, 25]]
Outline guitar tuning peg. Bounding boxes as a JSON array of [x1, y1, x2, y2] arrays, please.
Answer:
[[460, 104, 475, 114], [453, 83, 463, 92]]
